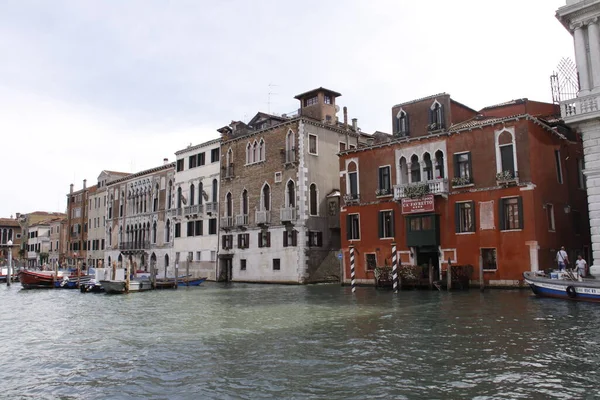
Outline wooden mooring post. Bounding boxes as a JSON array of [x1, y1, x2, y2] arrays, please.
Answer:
[[428, 258, 433, 290], [125, 261, 130, 293], [392, 242, 398, 293], [350, 245, 356, 293], [447, 258, 452, 291]]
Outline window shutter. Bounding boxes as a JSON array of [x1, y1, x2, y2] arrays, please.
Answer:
[[378, 212, 383, 238], [258, 232, 263, 248], [292, 230, 297, 246], [467, 153, 473, 181], [221, 235, 226, 250], [346, 215, 352, 240], [455, 203, 460, 233], [471, 201, 476, 231], [283, 231, 288, 247], [266, 232, 271, 247], [428, 108, 433, 125], [317, 232, 323, 247], [517, 197, 524, 229], [405, 113, 410, 135], [390, 211, 395, 237], [237, 234, 241, 248], [439, 105, 445, 128], [498, 199, 505, 231]]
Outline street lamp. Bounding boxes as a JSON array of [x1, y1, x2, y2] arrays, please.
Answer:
[[7, 240, 13, 287]]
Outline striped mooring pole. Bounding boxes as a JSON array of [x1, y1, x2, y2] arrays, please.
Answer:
[[392, 242, 398, 293], [350, 245, 356, 293]]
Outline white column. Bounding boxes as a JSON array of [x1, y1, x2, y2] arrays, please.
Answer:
[[420, 161, 426, 182], [573, 23, 591, 93], [407, 162, 413, 184], [587, 19, 600, 91]]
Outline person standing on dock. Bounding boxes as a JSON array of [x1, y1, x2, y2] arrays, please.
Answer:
[[556, 246, 569, 271], [576, 255, 587, 278]]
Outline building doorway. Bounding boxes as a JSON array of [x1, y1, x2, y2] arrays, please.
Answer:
[[416, 246, 440, 281], [218, 256, 233, 282]]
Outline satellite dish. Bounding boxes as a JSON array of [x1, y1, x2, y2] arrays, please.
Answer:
[[335, 105, 340, 113]]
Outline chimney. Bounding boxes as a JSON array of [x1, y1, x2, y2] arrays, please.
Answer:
[[83, 179, 87, 190], [70, 184, 74, 194], [16, 213, 20, 220], [352, 118, 357, 131], [343, 106, 348, 128], [164, 158, 169, 165]]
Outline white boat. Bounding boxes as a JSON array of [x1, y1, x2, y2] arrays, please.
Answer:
[[100, 278, 152, 294], [523, 270, 600, 302]]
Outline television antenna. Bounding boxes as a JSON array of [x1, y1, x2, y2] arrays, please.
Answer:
[[267, 83, 278, 114], [550, 57, 579, 103]]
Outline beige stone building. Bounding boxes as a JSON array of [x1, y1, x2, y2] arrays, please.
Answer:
[[218, 87, 369, 283]]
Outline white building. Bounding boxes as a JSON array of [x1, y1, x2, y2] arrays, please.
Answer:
[[172, 138, 221, 281], [557, 0, 600, 274], [27, 223, 51, 268]]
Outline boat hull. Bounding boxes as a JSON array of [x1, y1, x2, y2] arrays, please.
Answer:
[[178, 277, 207, 287], [100, 279, 152, 294], [18, 270, 58, 289], [523, 271, 600, 302]]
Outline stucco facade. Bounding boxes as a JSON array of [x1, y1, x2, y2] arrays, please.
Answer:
[[340, 95, 589, 287], [172, 138, 221, 280], [105, 161, 175, 275]]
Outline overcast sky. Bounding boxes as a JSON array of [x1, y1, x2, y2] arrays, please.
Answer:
[[1, 0, 574, 217]]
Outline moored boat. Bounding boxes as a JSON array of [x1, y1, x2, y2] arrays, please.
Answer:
[[18, 270, 62, 289], [100, 278, 153, 294], [178, 277, 207, 287], [523, 270, 600, 302]]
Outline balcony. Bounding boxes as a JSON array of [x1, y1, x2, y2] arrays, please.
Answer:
[[560, 93, 600, 123], [343, 193, 360, 206], [167, 208, 182, 218], [220, 216, 233, 229], [70, 232, 81, 239], [206, 202, 218, 215], [496, 170, 519, 186], [119, 241, 150, 250], [184, 204, 203, 217], [235, 214, 249, 226], [255, 210, 271, 225], [393, 178, 449, 200], [280, 207, 296, 222]]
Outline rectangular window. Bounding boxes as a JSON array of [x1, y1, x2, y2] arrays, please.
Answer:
[[308, 231, 323, 247], [195, 220, 203, 236], [500, 145, 515, 176], [349, 171, 358, 196], [453, 152, 472, 183], [346, 214, 360, 240], [378, 210, 394, 238], [237, 233, 249, 249], [176, 159, 184, 172], [101, 239, 105, 250], [187, 251, 194, 261], [241, 259, 247, 271], [324, 95, 332, 105], [455, 202, 475, 233], [283, 230, 297, 247], [209, 218, 217, 234], [221, 234, 233, 250], [273, 258, 281, 270], [258, 231, 271, 248], [578, 158, 585, 189], [198, 152, 206, 166], [308, 134, 318, 155], [555, 150, 563, 184], [339, 142, 346, 152], [187, 221, 194, 237], [305, 96, 318, 106], [546, 204, 555, 231], [211, 148, 220, 163], [500, 197, 523, 231], [175, 223, 181, 238], [189, 155, 197, 169], [481, 248, 497, 270], [408, 215, 434, 231], [349, 144, 356, 149], [378, 166, 391, 193], [366, 253, 377, 270]]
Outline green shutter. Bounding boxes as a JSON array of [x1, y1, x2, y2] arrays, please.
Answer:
[[471, 201, 476, 232], [453, 154, 460, 178], [467, 153, 473, 182], [498, 199, 505, 231], [346, 215, 352, 240], [378, 212, 383, 238], [390, 211, 395, 237]]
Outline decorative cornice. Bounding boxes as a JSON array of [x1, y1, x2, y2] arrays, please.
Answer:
[[107, 163, 175, 187], [175, 137, 221, 156]]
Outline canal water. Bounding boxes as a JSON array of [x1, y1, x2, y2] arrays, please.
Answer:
[[1, 283, 600, 400]]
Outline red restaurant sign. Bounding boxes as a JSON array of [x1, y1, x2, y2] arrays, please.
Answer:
[[401, 194, 435, 214]]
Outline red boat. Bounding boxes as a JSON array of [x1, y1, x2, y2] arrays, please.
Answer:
[[18, 270, 62, 289]]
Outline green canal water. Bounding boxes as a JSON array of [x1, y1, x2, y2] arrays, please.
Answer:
[[1, 282, 600, 399]]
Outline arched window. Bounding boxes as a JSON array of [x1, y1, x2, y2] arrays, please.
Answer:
[[227, 148, 233, 166], [152, 221, 157, 243], [309, 183, 318, 216], [262, 184, 271, 211], [154, 184, 159, 212], [429, 100, 444, 130], [259, 139, 265, 161], [118, 226, 123, 243], [423, 153, 433, 181], [286, 180, 295, 207], [168, 180, 173, 209], [410, 155, 421, 182], [242, 190, 248, 215], [199, 182, 203, 205], [164, 254, 169, 268], [435, 150, 444, 179], [396, 109, 409, 135], [253, 141, 258, 163], [286, 130, 295, 151], [108, 227, 112, 246], [399, 157, 409, 184], [190, 184, 195, 206], [226, 192, 232, 217], [212, 179, 218, 203], [177, 187, 182, 209], [246, 143, 252, 164], [165, 219, 171, 242]]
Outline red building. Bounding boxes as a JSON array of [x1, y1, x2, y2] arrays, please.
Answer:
[[339, 94, 590, 287]]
